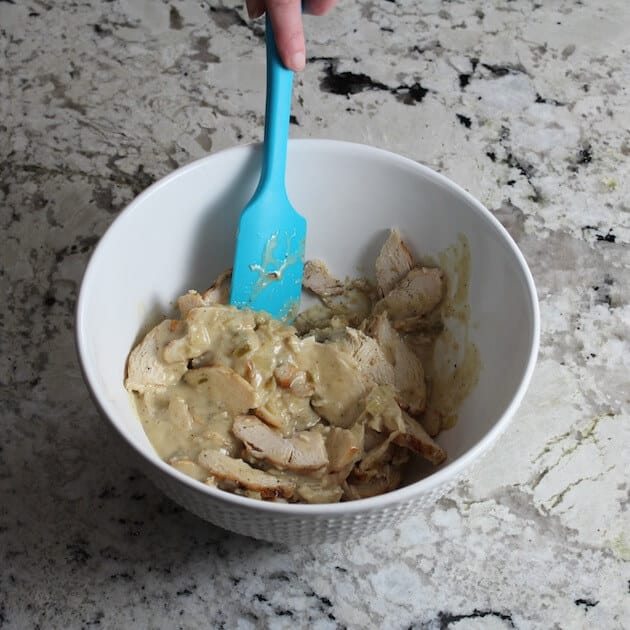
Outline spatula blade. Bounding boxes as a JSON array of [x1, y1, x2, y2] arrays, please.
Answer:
[[230, 192, 306, 322]]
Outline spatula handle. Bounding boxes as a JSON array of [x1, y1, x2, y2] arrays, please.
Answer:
[[258, 15, 294, 195]]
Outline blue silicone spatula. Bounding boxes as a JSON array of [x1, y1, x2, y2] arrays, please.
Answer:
[[230, 15, 306, 322]]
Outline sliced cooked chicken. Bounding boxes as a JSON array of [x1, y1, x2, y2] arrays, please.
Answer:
[[329, 327, 396, 388], [393, 411, 446, 466], [417, 406, 444, 438], [293, 303, 335, 336], [361, 385, 445, 465], [363, 425, 389, 451], [125, 319, 188, 392], [375, 229, 414, 296], [128, 228, 458, 505], [299, 291, 374, 331], [356, 432, 398, 475], [307, 344, 367, 428], [296, 484, 344, 504], [168, 397, 195, 431], [177, 270, 232, 318], [254, 385, 321, 435], [343, 464, 402, 500], [177, 291, 206, 318], [375, 266, 444, 323], [362, 385, 406, 434], [197, 449, 295, 499], [233, 415, 328, 471], [134, 387, 169, 423], [369, 312, 427, 415], [194, 409, 243, 457], [163, 305, 258, 364], [168, 457, 208, 482], [303, 260, 345, 296], [325, 425, 364, 472], [183, 366, 258, 415], [302, 261, 377, 328], [273, 364, 314, 397], [323, 284, 376, 328], [253, 401, 286, 431], [201, 268, 232, 305]]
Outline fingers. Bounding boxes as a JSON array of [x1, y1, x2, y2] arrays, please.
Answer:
[[265, 0, 305, 71], [245, 0, 337, 71]]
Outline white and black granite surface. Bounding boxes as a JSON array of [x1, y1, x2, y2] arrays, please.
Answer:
[[1, 0, 629, 628]]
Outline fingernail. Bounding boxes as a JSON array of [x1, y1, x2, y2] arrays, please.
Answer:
[[290, 51, 305, 71]]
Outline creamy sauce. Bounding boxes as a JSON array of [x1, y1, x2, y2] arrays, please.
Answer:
[[126, 231, 477, 503], [127, 303, 398, 502]]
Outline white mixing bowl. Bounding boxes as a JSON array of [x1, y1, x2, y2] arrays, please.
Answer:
[[76, 140, 539, 544]]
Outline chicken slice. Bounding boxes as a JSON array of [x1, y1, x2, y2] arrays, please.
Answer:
[[294, 303, 335, 336], [201, 268, 232, 305], [330, 327, 396, 388], [393, 411, 447, 466], [125, 319, 188, 392], [326, 425, 364, 472], [200, 410, 243, 457], [306, 344, 367, 428], [362, 386, 446, 465], [164, 305, 258, 364], [177, 291, 206, 318], [302, 260, 376, 328], [356, 431, 399, 476], [177, 269, 233, 318], [253, 401, 286, 431], [168, 397, 196, 431], [375, 266, 444, 323], [168, 457, 208, 482], [233, 415, 328, 471], [183, 366, 258, 415], [369, 312, 427, 415], [273, 363, 314, 397], [343, 464, 402, 500], [362, 385, 406, 434], [254, 384, 321, 435], [418, 407, 445, 438], [324, 284, 376, 328], [197, 449, 295, 499], [163, 307, 225, 363], [295, 484, 344, 504], [303, 260, 345, 296], [375, 229, 414, 296]]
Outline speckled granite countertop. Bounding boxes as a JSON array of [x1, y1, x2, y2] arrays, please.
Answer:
[[1, 1, 629, 628]]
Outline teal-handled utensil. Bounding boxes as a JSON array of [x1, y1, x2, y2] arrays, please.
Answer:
[[230, 15, 306, 322]]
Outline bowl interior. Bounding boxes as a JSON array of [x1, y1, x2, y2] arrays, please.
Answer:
[[77, 140, 538, 494]]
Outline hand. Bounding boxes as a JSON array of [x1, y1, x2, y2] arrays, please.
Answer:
[[246, 0, 337, 71]]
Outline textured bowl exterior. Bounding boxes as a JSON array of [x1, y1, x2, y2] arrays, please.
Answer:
[[76, 140, 539, 544], [146, 456, 461, 544], [153, 463, 460, 544]]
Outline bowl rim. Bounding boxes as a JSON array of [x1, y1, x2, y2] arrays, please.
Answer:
[[76, 138, 540, 517]]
